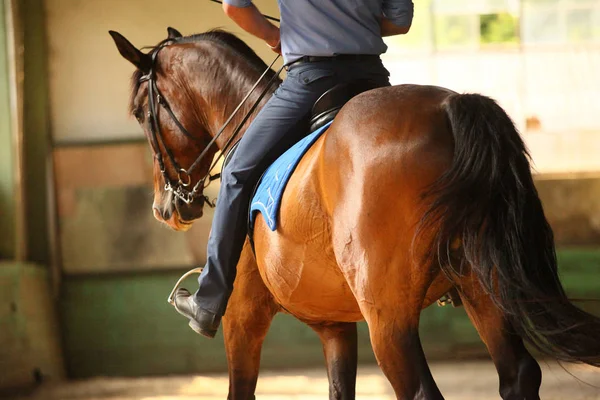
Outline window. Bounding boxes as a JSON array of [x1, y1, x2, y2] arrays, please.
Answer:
[[432, 0, 520, 50], [434, 14, 480, 50], [480, 13, 520, 45], [522, 0, 600, 45]]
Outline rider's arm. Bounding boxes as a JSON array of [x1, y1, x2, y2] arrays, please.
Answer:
[[381, 18, 411, 36], [222, 0, 280, 50], [381, 0, 414, 37]]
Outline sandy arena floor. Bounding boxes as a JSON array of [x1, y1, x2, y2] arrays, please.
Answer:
[[12, 361, 600, 400]]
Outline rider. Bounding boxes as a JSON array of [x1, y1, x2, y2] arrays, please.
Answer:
[[174, 0, 414, 338]]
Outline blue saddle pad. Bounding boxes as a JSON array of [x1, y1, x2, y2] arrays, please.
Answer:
[[250, 121, 332, 231]]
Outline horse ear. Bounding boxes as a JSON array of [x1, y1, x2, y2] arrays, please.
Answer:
[[167, 27, 183, 39], [109, 30, 151, 72]]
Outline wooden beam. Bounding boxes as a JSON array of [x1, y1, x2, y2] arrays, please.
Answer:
[[22, 0, 51, 265], [0, 0, 15, 259]]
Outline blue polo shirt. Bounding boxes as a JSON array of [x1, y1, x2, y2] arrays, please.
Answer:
[[222, 0, 414, 63]]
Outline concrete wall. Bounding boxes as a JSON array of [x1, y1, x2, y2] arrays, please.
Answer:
[[44, 0, 281, 273], [43, 0, 600, 276], [537, 177, 600, 246], [43, 0, 600, 172], [45, 0, 281, 143], [383, 47, 600, 175]]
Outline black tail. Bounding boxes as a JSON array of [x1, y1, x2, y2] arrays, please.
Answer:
[[421, 93, 600, 366]]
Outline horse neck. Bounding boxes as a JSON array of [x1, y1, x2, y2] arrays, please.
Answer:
[[187, 43, 278, 151]]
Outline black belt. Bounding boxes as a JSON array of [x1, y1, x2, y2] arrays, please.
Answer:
[[291, 54, 380, 66]]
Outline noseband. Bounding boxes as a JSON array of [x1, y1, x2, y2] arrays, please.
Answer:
[[139, 39, 284, 207]]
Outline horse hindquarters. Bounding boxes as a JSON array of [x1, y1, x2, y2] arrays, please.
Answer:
[[322, 86, 459, 399], [424, 93, 600, 366]]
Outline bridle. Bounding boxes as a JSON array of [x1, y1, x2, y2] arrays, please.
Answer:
[[139, 40, 215, 207], [139, 39, 285, 207]]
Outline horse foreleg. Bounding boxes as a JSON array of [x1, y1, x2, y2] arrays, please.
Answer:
[[309, 322, 358, 400], [458, 275, 541, 400], [223, 243, 279, 400]]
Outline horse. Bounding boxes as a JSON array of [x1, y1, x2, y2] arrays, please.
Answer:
[[110, 28, 600, 400]]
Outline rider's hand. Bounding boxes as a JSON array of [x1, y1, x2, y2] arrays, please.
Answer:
[[223, 3, 282, 55], [266, 27, 281, 55]]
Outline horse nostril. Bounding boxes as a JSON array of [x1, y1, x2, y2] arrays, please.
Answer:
[[162, 205, 173, 220], [153, 205, 172, 221]]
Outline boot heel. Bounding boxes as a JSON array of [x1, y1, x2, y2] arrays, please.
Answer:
[[189, 319, 217, 339]]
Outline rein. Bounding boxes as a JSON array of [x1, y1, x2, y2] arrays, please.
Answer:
[[140, 40, 284, 207]]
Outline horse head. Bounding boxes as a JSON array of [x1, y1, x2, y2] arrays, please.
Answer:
[[109, 28, 217, 232]]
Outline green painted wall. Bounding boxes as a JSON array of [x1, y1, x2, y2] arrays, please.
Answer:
[[60, 249, 600, 378], [22, 0, 50, 264], [60, 270, 376, 377], [0, 0, 15, 259], [0, 263, 65, 389]]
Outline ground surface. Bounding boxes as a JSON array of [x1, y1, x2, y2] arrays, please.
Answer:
[[11, 361, 600, 400]]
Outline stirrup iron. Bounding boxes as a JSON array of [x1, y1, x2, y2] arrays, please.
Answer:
[[167, 267, 204, 306]]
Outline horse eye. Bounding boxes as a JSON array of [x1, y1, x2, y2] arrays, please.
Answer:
[[134, 108, 144, 123]]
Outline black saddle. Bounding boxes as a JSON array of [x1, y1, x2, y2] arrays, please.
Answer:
[[309, 79, 381, 132]]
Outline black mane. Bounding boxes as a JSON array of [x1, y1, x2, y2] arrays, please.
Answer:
[[182, 30, 270, 72], [129, 29, 273, 114]]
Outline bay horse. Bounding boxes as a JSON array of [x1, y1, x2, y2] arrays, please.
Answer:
[[110, 28, 600, 400]]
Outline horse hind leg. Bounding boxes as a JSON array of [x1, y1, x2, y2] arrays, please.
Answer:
[[223, 243, 279, 400], [458, 274, 541, 400], [309, 322, 358, 400], [348, 253, 445, 400]]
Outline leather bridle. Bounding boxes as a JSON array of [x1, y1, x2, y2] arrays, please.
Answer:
[[139, 39, 284, 207]]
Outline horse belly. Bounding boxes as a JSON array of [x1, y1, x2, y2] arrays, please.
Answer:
[[254, 216, 362, 322]]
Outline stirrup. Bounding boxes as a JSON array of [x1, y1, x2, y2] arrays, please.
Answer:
[[436, 287, 463, 308], [167, 267, 204, 306], [437, 295, 453, 307]]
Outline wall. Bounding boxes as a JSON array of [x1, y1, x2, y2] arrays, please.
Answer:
[[45, 0, 281, 274], [537, 177, 600, 246], [59, 247, 600, 378], [0, 1, 66, 392], [382, 47, 600, 175], [0, 263, 65, 390], [45, 0, 281, 144], [44, 0, 600, 275]]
